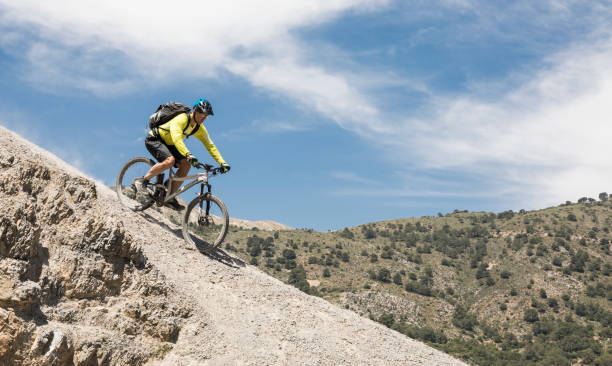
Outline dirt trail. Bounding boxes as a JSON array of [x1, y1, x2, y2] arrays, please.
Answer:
[[1, 125, 466, 365]]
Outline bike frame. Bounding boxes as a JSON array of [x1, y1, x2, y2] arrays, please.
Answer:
[[152, 167, 216, 205]]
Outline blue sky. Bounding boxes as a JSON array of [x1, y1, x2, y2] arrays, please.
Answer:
[[1, 1, 612, 231]]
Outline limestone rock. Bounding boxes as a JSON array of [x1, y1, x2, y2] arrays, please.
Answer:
[[0, 125, 466, 365]]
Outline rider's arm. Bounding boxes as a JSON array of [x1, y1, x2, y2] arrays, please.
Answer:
[[193, 125, 227, 166], [168, 113, 191, 157]]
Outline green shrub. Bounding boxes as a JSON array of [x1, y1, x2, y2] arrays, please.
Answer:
[[476, 262, 490, 279], [341, 252, 350, 263], [381, 246, 394, 259], [393, 273, 403, 285], [452, 306, 478, 331], [377, 268, 391, 283], [405, 281, 433, 297], [339, 228, 354, 239], [288, 265, 311, 294], [524, 309, 539, 323], [282, 249, 296, 260], [378, 313, 394, 328]]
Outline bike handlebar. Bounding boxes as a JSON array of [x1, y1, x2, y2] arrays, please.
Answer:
[[195, 163, 226, 175]]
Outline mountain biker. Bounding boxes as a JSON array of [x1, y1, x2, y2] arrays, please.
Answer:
[[134, 98, 230, 210]]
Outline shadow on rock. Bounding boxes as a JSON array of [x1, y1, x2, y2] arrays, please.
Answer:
[[140, 212, 245, 268]]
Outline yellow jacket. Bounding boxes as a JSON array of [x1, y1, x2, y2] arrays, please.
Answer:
[[149, 113, 226, 165]]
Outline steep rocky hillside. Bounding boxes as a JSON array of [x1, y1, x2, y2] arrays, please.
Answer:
[[0, 125, 465, 365]]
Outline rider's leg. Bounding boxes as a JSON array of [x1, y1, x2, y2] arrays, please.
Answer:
[[144, 156, 175, 181], [171, 158, 191, 194]]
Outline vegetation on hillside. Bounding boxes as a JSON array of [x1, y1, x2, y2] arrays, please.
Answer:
[[224, 195, 612, 365]]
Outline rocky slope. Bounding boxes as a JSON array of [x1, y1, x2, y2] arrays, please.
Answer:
[[0, 125, 466, 365], [227, 218, 291, 231]]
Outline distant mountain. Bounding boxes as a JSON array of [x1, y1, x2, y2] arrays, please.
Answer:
[[224, 201, 612, 365]]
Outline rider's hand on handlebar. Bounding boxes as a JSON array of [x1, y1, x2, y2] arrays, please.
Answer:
[[187, 154, 200, 168], [220, 164, 231, 173]]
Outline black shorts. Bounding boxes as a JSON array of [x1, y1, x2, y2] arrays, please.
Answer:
[[145, 135, 186, 164]]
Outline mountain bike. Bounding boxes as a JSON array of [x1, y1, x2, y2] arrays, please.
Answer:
[[115, 157, 229, 252]]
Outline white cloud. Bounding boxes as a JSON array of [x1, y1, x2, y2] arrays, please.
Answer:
[[220, 118, 313, 139], [3, 0, 612, 211], [226, 55, 388, 135], [331, 171, 380, 185], [379, 35, 612, 208], [0, 0, 389, 111]]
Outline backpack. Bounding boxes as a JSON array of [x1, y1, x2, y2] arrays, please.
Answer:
[[149, 102, 191, 129], [148, 102, 200, 137]]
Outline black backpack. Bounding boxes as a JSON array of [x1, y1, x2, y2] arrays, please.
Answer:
[[148, 102, 200, 137], [149, 102, 190, 129]]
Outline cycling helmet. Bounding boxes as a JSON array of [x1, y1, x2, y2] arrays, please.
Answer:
[[193, 98, 214, 116]]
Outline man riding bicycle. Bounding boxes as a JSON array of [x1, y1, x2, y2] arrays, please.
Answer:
[[134, 98, 230, 211]]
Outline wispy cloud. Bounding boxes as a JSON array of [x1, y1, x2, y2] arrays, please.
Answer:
[[258, 121, 310, 134], [0, 0, 389, 117], [327, 1, 612, 208], [331, 171, 380, 186], [376, 34, 612, 208], [221, 118, 313, 139], [329, 187, 504, 199], [2, 0, 612, 211]]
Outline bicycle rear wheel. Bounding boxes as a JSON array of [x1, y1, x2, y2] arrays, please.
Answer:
[[116, 157, 161, 211], [183, 194, 229, 252]]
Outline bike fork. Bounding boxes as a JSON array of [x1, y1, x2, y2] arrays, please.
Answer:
[[200, 183, 212, 215]]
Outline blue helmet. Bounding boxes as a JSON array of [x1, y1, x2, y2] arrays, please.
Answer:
[[193, 98, 214, 116]]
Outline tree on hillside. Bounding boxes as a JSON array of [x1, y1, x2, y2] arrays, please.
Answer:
[[361, 225, 377, 239], [377, 268, 391, 283], [524, 308, 539, 323], [497, 210, 515, 220], [381, 246, 393, 259], [476, 262, 490, 279], [452, 306, 478, 331], [288, 265, 311, 294], [378, 313, 394, 328], [599, 192, 608, 201], [393, 273, 403, 285], [341, 252, 350, 263], [339, 227, 354, 239], [570, 250, 589, 272], [282, 248, 296, 260]]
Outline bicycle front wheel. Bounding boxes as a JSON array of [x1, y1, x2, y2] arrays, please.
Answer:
[[116, 157, 161, 211], [183, 194, 229, 252]]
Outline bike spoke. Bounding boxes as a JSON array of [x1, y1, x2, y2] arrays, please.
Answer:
[[183, 195, 228, 252], [116, 157, 158, 211]]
